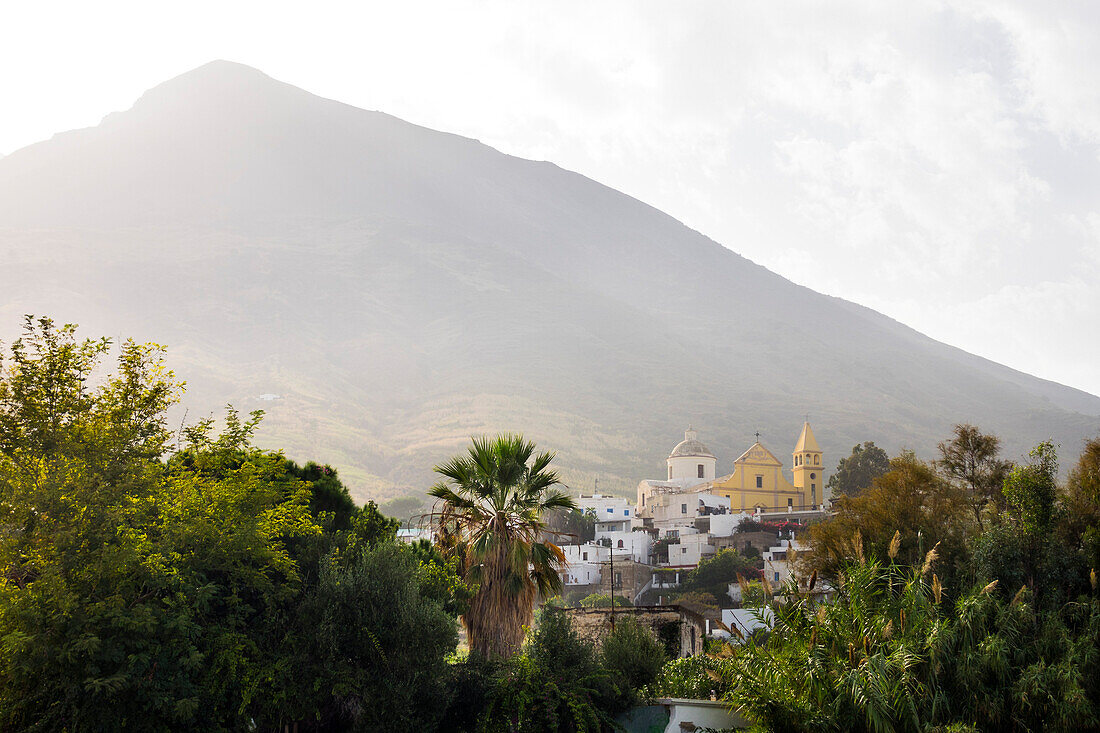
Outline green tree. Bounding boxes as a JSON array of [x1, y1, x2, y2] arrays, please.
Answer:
[[803, 452, 971, 595], [0, 318, 320, 730], [287, 544, 458, 733], [478, 608, 624, 732], [601, 616, 665, 701], [675, 548, 758, 604], [1063, 436, 1100, 574], [1002, 440, 1058, 537], [578, 593, 632, 608], [937, 424, 1012, 529], [429, 434, 576, 658], [826, 441, 891, 498]]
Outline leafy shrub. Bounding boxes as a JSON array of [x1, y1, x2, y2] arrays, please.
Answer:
[[601, 616, 666, 697], [477, 609, 624, 732], [645, 654, 730, 700], [579, 593, 632, 608]]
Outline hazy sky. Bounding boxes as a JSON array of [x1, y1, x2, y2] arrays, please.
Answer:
[[3, 1, 1099, 397]]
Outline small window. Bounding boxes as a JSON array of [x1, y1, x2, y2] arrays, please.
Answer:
[[810, 472, 816, 480], [774, 572, 780, 582], [812, 483, 816, 491], [681, 503, 687, 514], [815, 455, 819, 465], [668, 466, 672, 479], [606, 507, 613, 513], [582, 552, 588, 561], [681, 547, 687, 554], [697, 464, 704, 478], [756, 475, 763, 489], [624, 509, 629, 515], [617, 539, 624, 549]]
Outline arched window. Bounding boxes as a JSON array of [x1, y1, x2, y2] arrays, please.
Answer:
[[617, 539, 624, 549], [814, 455, 819, 465]]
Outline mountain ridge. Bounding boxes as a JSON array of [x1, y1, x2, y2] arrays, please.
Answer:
[[1, 61, 1096, 501]]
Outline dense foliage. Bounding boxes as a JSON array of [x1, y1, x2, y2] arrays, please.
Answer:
[[474, 608, 650, 732], [723, 555, 1100, 732], [0, 319, 467, 732]]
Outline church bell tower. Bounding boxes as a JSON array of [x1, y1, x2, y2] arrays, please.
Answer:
[[792, 422, 824, 508]]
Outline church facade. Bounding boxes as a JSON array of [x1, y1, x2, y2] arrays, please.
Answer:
[[638, 423, 827, 516], [706, 422, 825, 512]]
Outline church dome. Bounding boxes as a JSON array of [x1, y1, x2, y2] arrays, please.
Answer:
[[668, 427, 715, 459]]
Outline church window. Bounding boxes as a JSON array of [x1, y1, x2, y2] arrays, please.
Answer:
[[617, 539, 624, 549], [755, 475, 763, 488], [810, 473, 816, 480], [814, 455, 819, 465], [681, 503, 687, 514], [697, 464, 704, 478]]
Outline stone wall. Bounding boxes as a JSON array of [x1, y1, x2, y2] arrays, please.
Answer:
[[562, 605, 706, 658]]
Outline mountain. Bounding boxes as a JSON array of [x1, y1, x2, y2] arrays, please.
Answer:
[[1, 60, 1097, 501]]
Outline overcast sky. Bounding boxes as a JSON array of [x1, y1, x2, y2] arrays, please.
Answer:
[[3, 1, 1098, 397]]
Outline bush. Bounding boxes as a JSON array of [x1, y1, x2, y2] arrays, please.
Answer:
[[601, 616, 666, 697], [645, 655, 730, 700], [579, 593, 632, 608], [291, 544, 458, 732], [477, 609, 624, 732]]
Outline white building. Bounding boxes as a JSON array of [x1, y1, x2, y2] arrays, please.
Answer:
[[762, 539, 804, 586], [574, 492, 635, 533], [664, 531, 716, 568], [593, 528, 653, 564], [559, 542, 607, 587]]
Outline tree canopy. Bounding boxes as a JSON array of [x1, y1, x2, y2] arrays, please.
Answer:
[[826, 441, 891, 498]]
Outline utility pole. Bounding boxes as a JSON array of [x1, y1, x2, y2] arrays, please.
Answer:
[[609, 535, 615, 630]]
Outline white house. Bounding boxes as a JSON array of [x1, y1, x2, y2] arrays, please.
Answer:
[[593, 529, 653, 564], [763, 538, 805, 586], [574, 492, 635, 533], [664, 531, 716, 568]]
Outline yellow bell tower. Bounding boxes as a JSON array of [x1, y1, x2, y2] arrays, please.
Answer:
[[792, 422, 824, 508]]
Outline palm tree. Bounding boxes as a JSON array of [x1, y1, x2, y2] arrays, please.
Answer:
[[429, 433, 576, 658]]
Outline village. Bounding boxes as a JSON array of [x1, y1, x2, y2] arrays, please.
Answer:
[[400, 422, 837, 654]]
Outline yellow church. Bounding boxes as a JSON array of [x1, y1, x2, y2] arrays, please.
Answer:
[[705, 422, 825, 512]]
